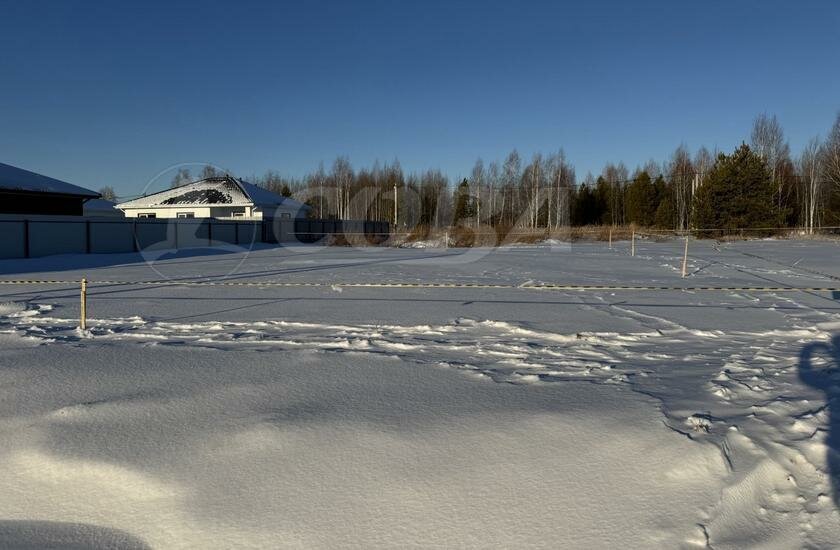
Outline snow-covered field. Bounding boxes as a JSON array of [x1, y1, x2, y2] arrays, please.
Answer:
[[1, 238, 840, 548]]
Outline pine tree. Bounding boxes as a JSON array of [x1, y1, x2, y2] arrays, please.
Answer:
[[693, 143, 777, 232], [652, 175, 675, 229], [625, 171, 656, 226], [453, 178, 473, 225]]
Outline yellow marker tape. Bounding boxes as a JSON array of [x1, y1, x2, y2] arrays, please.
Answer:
[[1, 279, 839, 292]]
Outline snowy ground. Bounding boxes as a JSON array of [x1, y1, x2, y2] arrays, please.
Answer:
[[1, 238, 840, 548]]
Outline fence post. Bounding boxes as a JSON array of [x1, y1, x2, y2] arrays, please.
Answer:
[[208, 219, 213, 246], [445, 230, 449, 249], [85, 220, 91, 254], [80, 278, 87, 331], [631, 230, 636, 257], [681, 236, 689, 278], [609, 227, 612, 250]]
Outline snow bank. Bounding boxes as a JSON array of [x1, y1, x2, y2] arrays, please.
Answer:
[[0, 328, 726, 548]]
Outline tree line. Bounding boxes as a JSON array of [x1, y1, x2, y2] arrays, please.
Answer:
[[572, 113, 840, 233], [128, 111, 840, 232]]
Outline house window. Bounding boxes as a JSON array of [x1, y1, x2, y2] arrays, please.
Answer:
[[280, 212, 291, 219], [232, 212, 246, 218], [138, 213, 156, 218], [177, 212, 195, 219]]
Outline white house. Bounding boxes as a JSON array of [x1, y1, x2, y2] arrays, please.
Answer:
[[116, 176, 309, 220]]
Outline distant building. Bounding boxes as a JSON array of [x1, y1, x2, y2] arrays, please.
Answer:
[[83, 198, 124, 218], [116, 176, 309, 220], [0, 162, 100, 216]]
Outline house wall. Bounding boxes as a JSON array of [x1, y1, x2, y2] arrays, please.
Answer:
[[210, 206, 252, 218], [120, 204, 304, 220], [120, 206, 263, 219], [121, 206, 215, 219]]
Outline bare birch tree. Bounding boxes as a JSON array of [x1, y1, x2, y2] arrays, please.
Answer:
[[331, 157, 353, 220], [824, 113, 840, 192], [798, 137, 824, 234], [547, 150, 573, 228], [470, 158, 485, 228], [668, 145, 694, 230], [501, 150, 521, 227], [750, 113, 791, 214], [487, 161, 500, 225]]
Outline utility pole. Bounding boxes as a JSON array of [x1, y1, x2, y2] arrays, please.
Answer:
[[393, 183, 398, 228]]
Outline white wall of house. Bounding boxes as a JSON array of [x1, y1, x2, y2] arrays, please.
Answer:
[[120, 204, 303, 220], [121, 205, 255, 219]]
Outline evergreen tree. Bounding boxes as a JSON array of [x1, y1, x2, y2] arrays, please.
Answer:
[[453, 178, 473, 225], [625, 171, 656, 226], [693, 143, 777, 232], [594, 176, 611, 224], [572, 183, 601, 225], [652, 175, 675, 229]]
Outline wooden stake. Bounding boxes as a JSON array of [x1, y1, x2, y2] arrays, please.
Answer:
[[80, 278, 87, 331], [608, 228, 612, 249], [681, 236, 689, 278], [631, 230, 635, 257]]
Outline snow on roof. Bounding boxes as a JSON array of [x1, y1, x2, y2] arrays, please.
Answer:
[[117, 176, 308, 210], [0, 162, 99, 197]]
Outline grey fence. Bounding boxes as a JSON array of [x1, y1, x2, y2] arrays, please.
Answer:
[[0, 216, 390, 260]]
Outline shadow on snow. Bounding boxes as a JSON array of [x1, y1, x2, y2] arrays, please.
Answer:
[[799, 335, 840, 506]]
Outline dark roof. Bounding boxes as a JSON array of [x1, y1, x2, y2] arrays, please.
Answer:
[[0, 162, 100, 198]]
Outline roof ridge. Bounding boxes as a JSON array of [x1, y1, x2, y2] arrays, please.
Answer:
[[230, 176, 252, 202]]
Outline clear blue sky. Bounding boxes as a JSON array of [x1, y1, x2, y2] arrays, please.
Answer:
[[2, 0, 839, 197]]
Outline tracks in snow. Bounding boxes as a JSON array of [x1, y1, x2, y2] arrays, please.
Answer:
[[3, 298, 840, 546]]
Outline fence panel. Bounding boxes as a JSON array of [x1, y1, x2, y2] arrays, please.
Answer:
[[175, 220, 209, 248], [0, 216, 388, 259], [211, 222, 237, 245], [90, 221, 134, 254], [0, 221, 25, 259], [134, 221, 172, 251], [237, 223, 258, 245], [29, 221, 86, 257]]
